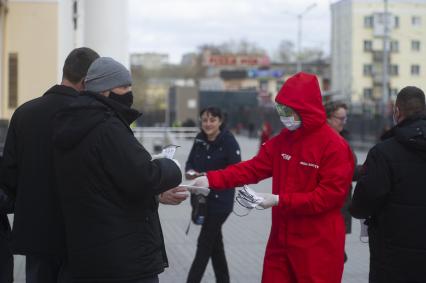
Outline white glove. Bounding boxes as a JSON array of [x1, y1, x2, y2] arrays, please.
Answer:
[[177, 176, 210, 196], [192, 176, 209, 188], [257, 193, 279, 209]]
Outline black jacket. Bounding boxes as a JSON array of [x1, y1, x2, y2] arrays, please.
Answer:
[[350, 116, 426, 282], [186, 130, 241, 214], [0, 188, 13, 263], [0, 85, 78, 256], [53, 92, 182, 282]]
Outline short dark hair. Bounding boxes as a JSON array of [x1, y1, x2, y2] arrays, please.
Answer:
[[396, 86, 425, 118], [200, 106, 226, 130], [62, 47, 99, 84], [325, 101, 348, 118]]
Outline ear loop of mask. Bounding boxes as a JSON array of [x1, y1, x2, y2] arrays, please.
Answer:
[[233, 185, 265, 217]]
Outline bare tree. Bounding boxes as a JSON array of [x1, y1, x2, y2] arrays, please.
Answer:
[[198, 39, 266, 55], [275, 40, 295, 63]]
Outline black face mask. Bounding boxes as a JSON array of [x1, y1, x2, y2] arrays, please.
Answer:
[[109, 91, 133, 107]]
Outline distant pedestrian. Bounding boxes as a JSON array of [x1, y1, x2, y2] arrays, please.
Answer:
[[0, 47, 99, 283], [189, 72, 355, 283], [53, 57, 183, 283], [248, 122, 255, 138], [185, 106, 241, 283], [351, 86, 426, 283], [259, 121, 272, 146]]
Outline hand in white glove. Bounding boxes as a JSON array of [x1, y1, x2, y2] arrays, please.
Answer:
[[177, 176, 210, 196], [192, 176, 209, 188], [257, 193, 279, 209]]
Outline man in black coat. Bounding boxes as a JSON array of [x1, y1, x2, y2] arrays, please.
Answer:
[[53, 57, 182, 283], [0, 47, 100, 283], [350, 86, 426, 283], [0, 186, 13, 282]]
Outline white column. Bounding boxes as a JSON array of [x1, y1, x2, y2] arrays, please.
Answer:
[[83, 0, 129, 67]]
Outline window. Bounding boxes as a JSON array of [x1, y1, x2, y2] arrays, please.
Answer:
[[412, 40, 421, 51], [412, 16, 422, 26], [8, 53, 18, 108], [390, 65, 399, 76], [364, 40, 373, 51], [363, 64, 373, 76], [364, 16, 374, 28], [411, 64, 420, 76], [394, 16, 399, 28], [390, 40, 399, 52], [363, 88, 373, 99]]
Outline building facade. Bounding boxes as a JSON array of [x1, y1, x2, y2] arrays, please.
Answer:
[[331, 0, 426, 104], [0, 0, 129, 119]]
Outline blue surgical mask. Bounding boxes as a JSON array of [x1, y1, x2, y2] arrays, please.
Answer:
[[280, 116, 301, 131]]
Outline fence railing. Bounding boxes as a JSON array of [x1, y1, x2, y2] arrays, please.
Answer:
[[133, 127, 199, 153]]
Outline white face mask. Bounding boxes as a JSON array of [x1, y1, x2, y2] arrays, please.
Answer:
[[280, 116, 301, 131]]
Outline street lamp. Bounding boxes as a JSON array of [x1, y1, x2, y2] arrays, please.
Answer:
[[297, 3, 317, 72], [382, 0, 390, 108]]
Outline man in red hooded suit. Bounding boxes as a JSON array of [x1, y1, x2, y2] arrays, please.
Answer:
[[189, 72, 355, 283]]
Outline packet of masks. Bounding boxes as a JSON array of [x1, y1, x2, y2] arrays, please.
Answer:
[[235, 185, 264, 209], [162, 144, 180, 159], [152, 144, 180, 160]]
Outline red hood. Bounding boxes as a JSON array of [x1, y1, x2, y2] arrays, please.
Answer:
[[275, 72, 326, 131]]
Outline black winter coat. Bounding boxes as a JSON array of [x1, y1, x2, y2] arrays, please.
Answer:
[[186, 130, 241, 214], [350, 116, 426, 282], [0, 187, 13, 265], [53, 92, 182, 282], [0, 85, 78, 256]]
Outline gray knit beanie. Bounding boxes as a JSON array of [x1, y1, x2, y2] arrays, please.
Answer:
[[85, 57, 132, 92]]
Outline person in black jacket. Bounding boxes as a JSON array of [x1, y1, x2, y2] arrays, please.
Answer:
[[0, 187, 13, 283], [185, 107, 241, 283], [53, 57, 182, 283], [350, 86, 426, 283], [0, 47, 99, 283]]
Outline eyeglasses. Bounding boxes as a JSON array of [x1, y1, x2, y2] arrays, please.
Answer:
[[332, 115, 347, 123], [275, 103, 294, 117]]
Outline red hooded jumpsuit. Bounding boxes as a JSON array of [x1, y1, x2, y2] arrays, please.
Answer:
[[207, 73, 354, 283]]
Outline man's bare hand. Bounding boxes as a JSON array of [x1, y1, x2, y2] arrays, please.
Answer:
[[159, 187, 189, 205]]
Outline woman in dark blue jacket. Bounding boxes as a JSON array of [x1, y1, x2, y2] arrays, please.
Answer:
[[186, 107, 241, 283]]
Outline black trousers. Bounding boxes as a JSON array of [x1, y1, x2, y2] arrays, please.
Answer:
[[26, 254, 71, 283], [187, 212, 230, 283]]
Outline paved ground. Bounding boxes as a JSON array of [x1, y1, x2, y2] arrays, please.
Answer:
[[11, 135, 370, 283]]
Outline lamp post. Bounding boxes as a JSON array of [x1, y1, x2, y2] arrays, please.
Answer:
[[297, 3, 317, 72], [382, 0, 390, 109]]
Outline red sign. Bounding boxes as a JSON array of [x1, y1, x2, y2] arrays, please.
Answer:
[[203, 54, 270, 67]]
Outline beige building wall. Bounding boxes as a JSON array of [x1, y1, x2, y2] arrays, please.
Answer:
[[2, 0, 58, 119], [389, 2, 426, 92], [332, 0, 426, 104]]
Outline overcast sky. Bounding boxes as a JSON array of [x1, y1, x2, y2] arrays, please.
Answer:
[[128, 0, 333, 63]]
